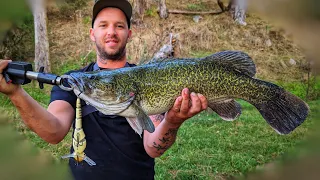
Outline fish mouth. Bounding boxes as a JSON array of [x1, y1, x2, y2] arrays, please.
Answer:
[[63, 74, 85, 95]]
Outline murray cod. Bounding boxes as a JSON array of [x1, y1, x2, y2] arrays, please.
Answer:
[[65, 51, 309, 136]]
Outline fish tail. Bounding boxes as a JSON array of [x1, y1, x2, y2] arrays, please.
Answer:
[[252, 89, 309, 134]]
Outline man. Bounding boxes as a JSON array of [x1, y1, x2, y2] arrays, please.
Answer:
[[0, 0, 208, 179]]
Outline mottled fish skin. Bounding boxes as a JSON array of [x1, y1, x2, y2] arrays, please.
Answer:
[[110, 59, 276, 115], [69, 51, 309, 135]]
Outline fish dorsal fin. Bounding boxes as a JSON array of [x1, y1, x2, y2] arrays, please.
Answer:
[[203, 51, 256, 77]]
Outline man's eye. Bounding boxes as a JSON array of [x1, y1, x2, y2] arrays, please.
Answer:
[[117, 25, 124, 28], [99, 24, 106, 27]]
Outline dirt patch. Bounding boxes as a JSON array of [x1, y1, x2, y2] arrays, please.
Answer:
[[47, 0, 308, 82]]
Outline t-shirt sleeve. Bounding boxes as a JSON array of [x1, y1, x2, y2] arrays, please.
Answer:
[[49, 85, 77, 110], [49, 70, 78, 109]]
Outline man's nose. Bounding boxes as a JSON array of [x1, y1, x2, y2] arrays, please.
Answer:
[[107, 26, 117, 37]]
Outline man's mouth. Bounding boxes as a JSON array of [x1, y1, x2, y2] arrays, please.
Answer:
[[106, 39, 119, 46]]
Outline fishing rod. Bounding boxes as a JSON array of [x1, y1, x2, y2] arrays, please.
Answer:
[[2, 61, 73, 91]]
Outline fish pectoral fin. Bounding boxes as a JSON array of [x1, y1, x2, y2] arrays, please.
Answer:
[[209, 99, 242, 121], [203, 51, 256, 77], [134, 102, 155, 133], [126, 117, 143, 136], [126, 102, 155, 136]]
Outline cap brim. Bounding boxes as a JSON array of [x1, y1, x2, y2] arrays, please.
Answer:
[[92, 0, 132, 28]]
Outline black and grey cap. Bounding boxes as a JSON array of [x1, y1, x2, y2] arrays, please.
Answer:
[[92, 0, 132, 28]]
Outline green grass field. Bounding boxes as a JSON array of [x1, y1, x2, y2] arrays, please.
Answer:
[[155, 100, 317, 179], [0, 79, 318, 179]]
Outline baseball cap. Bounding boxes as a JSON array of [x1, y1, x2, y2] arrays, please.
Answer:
[[92, 0, 132, 28]]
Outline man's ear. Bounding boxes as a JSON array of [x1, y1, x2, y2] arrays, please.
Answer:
[[90, 28, 95, 42], [127, 29, 132, 42]]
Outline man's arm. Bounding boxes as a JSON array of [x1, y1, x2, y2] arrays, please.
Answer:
[[0, 60, 74, 144], [143, 88, 208, 158]]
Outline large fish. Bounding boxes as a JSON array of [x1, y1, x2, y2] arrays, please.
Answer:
[[66, 51, 309, 136]]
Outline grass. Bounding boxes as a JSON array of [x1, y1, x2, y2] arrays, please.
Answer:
[[154, 99, 316, 179], [277, 77, 320, 101], [145, 6, 159, 18], [186, 3, 206, 11]]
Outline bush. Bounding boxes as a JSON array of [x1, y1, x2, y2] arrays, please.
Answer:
[[277, 76, 320, 101], [0, 12, 34, 61], [305, 76, 320, 101], [57, 0, 88, 19], [145, 6, 158, 17]]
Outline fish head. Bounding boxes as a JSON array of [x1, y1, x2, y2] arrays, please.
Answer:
[[68, 71, 135, 106]]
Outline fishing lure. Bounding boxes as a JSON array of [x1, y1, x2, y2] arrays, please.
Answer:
[[61, 98, 96, 166]]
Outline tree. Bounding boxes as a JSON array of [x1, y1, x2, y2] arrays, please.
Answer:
[[158, 0, 168, 19], [28, 0, 51, 72], [230, 0, 247, 26], [132, 0, 147, 24], [217, 0, 232, 12], [217, 0, 247, 26], [131, 0, 168, 22]]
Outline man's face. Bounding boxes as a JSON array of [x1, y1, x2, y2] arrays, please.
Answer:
[[90, 8, 131, 61]]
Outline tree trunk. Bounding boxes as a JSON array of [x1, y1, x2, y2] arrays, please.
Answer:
[[229, 0, 247, 26], [158, 0, 168, 19], [29, 0, 50, 72], [217, 0, 226, 12], [132, 0, 146, 24]]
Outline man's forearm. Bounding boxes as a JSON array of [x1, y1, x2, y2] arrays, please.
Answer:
[[144, 88, 207, 158], [144, 114, 181, 158], [8, 88, 66, 144]]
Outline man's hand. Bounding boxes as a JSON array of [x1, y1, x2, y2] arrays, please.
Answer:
[[0, 60, 20, 96], [165, 88, 208, 127]]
